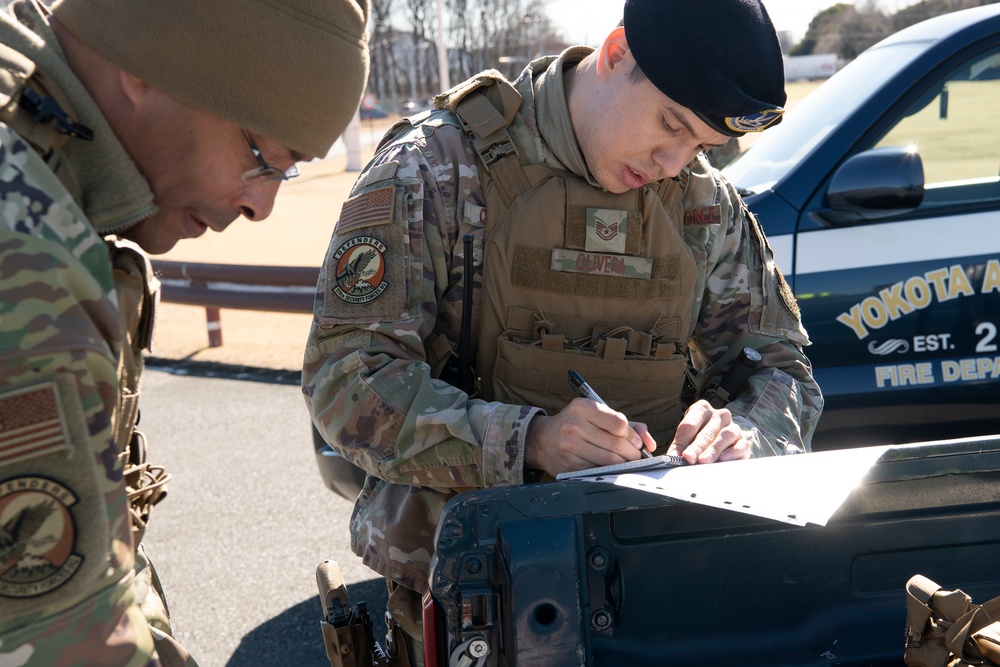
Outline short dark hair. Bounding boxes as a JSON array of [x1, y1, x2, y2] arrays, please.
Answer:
[[616, 20, 649, 85], [628, 60, 647, 85]]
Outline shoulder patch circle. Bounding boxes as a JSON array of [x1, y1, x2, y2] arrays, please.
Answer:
[[332, 236, 390, 304], [0, 476, 83, 598]]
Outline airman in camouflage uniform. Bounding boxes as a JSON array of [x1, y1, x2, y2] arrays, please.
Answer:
[[0, 0, 369, 664], [303, 0, 823, 662]]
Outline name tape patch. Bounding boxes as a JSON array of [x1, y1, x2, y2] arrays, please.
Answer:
[[684, 205, 722, 227], [551, 249, 653, 280]]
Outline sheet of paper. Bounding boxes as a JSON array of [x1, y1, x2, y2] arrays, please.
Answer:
[[570, 445, 891, 527]]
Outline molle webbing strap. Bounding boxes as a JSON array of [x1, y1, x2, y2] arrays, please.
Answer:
[[107, 240, 169, 541], [0, 41, 35, 116], [451, 81, 530, 209], [905, 574, 942, 646], [108, 240, 157, 453]]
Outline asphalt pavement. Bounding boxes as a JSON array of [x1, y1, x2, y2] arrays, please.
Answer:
[[139, 367, 387, 667]]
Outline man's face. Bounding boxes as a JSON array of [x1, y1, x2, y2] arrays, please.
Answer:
[[118, 86, 304, 254], [574, 55, 731, 194]]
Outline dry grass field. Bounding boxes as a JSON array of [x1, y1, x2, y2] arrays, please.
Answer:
[[151, 81, 823, 371], [877, 80, 1000, 183]]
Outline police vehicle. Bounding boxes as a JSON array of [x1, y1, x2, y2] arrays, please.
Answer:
[[723, 3, 1000, 448]]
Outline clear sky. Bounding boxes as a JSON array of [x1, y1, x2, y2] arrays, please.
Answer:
[[544, 0, 860, 46]]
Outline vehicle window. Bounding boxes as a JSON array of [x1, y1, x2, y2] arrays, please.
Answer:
[[874, 47, 1000, 208], [723, 41, 929, 195]]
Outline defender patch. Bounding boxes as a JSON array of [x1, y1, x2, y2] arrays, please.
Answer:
[[0, 476, 83, 598], [585, 208, 628, 254], [332, 236, 389, 304], [0, 382, 69, 468], [684, 205, 722, 227]]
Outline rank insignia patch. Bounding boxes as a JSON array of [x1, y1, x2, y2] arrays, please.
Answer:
[[586, 208, 628, 254], [332, 236, 389, 304], [0, 477, 83, 598]]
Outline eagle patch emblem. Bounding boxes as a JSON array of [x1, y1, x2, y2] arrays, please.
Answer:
[[0, 477, 83, 598], [332, 236, 389, 304]]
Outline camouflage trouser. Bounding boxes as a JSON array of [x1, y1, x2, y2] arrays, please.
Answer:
[[135, 544, 198, 667], [386, 580, 424, 667]]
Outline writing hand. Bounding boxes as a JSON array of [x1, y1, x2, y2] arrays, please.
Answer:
[[525, 398, 656, 476], [666, 399, 750, 464]]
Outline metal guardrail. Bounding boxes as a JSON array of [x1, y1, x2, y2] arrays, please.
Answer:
[[151, 260, 319, 346]]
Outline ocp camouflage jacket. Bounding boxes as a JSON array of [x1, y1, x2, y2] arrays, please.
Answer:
[[0, 1, 162, 664]]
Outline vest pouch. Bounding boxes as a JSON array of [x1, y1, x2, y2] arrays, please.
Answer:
[[905, 574, 1000, 667], [492, 332, 688, 444]]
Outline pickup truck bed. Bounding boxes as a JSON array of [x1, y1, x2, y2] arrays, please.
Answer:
[[427, 437, 1000, 666]]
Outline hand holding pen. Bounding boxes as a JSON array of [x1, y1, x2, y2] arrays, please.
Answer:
[[567, 370, 653, 459]]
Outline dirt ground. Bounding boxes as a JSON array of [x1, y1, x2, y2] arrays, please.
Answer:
[[150, 82, 820, 372]]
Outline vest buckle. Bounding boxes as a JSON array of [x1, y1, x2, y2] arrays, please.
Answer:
[[20, 88, 94, 141], [481, 139, 515, 166]]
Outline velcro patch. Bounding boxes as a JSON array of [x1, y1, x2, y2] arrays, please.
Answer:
[[551, 248, 653, 280], [0, 476, 83, 598], [683, 204, 722, 227], [335, 185, 395, 236], [585, 208, 628, 254], [330, 235, 390, 305], [0, 382, 68, 468]]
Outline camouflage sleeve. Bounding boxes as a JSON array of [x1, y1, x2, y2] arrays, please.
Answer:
[[685, 166, 824, 455], [0, 129, 156, 661], [303, 119, 539, 491]]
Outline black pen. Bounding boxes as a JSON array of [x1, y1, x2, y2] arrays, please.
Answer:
[[567, 370, 653, 459]]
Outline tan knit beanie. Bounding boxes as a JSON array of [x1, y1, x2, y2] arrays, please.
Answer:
[[50, 0, 370, 158]]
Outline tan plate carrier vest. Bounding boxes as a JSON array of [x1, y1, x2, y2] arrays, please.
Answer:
[[436, 73, 699, 443]]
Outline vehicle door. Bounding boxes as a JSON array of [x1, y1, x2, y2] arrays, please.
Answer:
[[794, 43, 1000, 446]]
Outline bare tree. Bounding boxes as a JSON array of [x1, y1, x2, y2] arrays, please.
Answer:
[[446, 0, 474, 81], [404, 0, 437, 98], [369, 0, 399, 100], [373, 0, 570, 104]]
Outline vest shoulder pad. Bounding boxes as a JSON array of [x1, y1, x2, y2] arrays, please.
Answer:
[[432, 70, 521, 141], [0, 41, 35, 114], [682, 156, 728, 205]]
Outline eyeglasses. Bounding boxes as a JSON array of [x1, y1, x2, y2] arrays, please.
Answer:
[[241, 130, 299, 183]]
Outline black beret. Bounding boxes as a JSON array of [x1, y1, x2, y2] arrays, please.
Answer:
[[624, 0, 787, 136]]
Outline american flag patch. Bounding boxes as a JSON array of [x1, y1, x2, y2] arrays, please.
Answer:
[[0, 383, 69, 468], [335, 185, 395, 235]]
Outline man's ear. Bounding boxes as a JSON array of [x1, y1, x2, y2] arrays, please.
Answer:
[[595, 26, 631, 80], [118, 70, 149, 106]]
